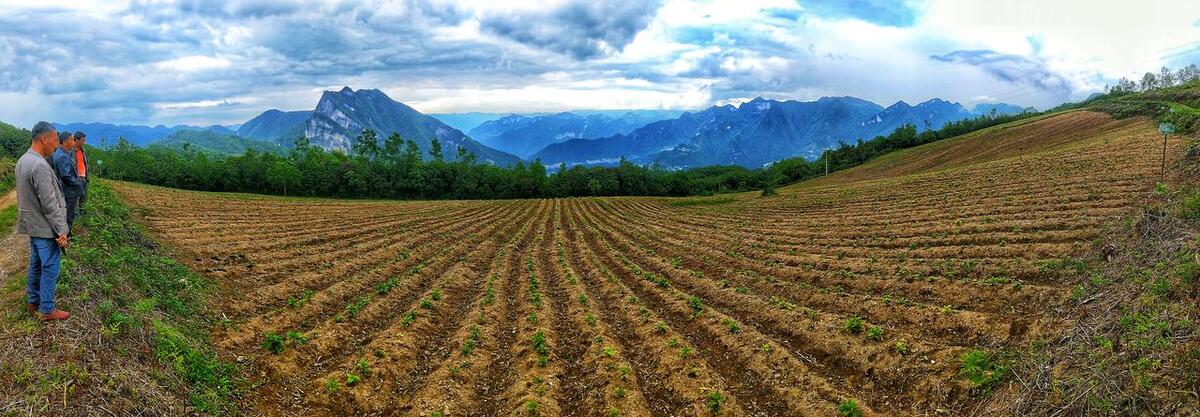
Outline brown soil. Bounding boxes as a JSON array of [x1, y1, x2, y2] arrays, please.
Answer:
[[107, 110, 1188, 416]]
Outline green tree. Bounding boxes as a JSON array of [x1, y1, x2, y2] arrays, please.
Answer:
[[352, 129, 379, 159], [429, 138, 443, 162], [587, 178, 601, 196], [266, 159, 302, 195]]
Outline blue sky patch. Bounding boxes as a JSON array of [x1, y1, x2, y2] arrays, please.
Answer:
[[797, 0, 918, 27]]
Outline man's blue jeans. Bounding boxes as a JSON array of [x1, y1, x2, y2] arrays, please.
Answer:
[[26, 237, 62, 314]]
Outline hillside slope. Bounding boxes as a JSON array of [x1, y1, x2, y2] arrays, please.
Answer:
[[101, 108, 1194, 416], [805, 110, 1146, 186], [156, 129, 285, 155]]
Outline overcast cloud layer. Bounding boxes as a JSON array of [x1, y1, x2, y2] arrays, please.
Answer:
[[1, 0, 1199, 127]]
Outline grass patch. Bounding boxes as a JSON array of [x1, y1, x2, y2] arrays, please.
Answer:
[[60, 181, 240, 413], [0, 203, 17, 233], [837, 399, 863, 417], [960, 350, 1009, 393]]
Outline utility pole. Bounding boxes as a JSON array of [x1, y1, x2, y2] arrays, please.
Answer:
[[1159, 122, 1174, 181], [824, 150, 829, 176]]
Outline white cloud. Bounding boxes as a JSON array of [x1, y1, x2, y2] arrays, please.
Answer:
[[921, 0, 1200, 78], [153, 55, 234, 72], [0, 0, 1198, 127], [393, 80, 713, 114]]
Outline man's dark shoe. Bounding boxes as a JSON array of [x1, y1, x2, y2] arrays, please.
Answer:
[[41, 309, 70, 321], [26, 303, 37, 315]]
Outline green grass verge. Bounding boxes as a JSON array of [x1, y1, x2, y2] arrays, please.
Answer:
[[65, 180, 239, 413], [0, 203, 17, 233]]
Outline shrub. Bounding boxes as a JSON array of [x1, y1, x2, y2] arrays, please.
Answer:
[[1177, 254, 1199, 285], [1181, 189, 1200, 219], [721, 318, 740, 334], [865, 325, 884, 340], [400, 310, 418, 327], [960, 350, 1009, 391], [356, 359, 371, 377], [761, 183, 777, 196], [706, 391, 725, 414], [461, 326, 480, 356], [679, 345, 693, 358], [286, 330, 308, 345], [532, 330, 549, 366], [845, 316, 865, 334], [1155, 182, 1170, 196], [838, 399, 862, 417], [347, 295, 371, 317], [688, 296, 704, 314], [262, 332, 285, 354], [375, 277, 399, 295]]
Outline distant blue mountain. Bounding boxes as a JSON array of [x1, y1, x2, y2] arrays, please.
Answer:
[[237, 109, 312, 145], [51, 122, 235, 147], [533, 96, 1016, 169], [156, 129, 285, 155], [468, 111, 676, 159], [434, 110, 681, 135], [970, 103, 1028, 116], [854, 98, 974, 138], [430, 112, 511, 133]]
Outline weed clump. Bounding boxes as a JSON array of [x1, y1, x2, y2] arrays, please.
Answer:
[[262, 332, 285, 354], [532, 330, 550, 366], [960, 350, 1009, 392], [706, 391, 725, 414], [845, 316, 865, 334], [837, 399, 862, 417]]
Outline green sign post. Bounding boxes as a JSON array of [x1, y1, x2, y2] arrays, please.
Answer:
[[1159, 123, 1175, 181]]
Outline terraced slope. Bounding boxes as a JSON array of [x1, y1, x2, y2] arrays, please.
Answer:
[[113, 110, 1184, 416]]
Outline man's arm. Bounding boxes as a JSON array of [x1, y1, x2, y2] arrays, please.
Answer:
[[52, 153, 83, 189], [33, 164, 69, 236]]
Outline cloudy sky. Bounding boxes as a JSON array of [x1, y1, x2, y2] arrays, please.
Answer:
[[2, 0, 1199, 127]]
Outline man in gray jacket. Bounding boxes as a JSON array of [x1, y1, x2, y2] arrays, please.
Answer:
[[18, 121, 71, 321]]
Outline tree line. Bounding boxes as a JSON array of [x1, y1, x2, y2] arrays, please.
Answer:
[[81, 109, 1040, 200], [1106, 64, 1200, 95]]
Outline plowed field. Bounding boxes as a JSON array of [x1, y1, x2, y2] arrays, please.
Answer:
[[114, 111, 1183, 416]]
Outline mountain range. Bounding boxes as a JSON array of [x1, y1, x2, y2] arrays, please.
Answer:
[[237, 110, 311, 144], [52, 89, 1025, 170], [52, 122, 238, 147], [433, 110, 681, 134], [237, 87, 521, 165], [467, 111, 678, 159], [156, 130, 284, 155], [534, 97, 1028, 169]]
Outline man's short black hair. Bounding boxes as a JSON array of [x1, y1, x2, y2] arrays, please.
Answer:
[[73, 131, 86, 140], [58, 131, 73, 144], [30, 121, 55, 140]]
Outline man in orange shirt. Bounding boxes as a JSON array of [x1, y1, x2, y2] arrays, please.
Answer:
[[73, 131, 88, 213]]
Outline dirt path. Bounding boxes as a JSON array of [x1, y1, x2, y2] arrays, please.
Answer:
[[0, 190, 27, 281]]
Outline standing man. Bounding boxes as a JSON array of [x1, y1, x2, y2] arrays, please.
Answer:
[[51, 131, 84, 229], [73, 131, 88, 213], [18, 121, 70, 321]]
